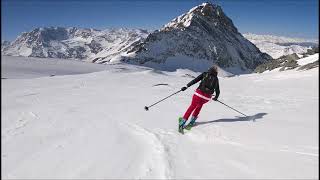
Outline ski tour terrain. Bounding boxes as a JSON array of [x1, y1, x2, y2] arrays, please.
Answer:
[[1, 55, 318, 179]]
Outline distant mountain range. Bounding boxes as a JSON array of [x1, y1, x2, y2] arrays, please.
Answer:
[[2, 3, 318, 73], [243, 33, 318, 59], [1, 27, 149, 61]]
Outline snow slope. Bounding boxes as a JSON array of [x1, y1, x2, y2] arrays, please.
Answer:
[[2, 56, 318, 179], [297, 53, 319, 66], [243, 33, 318, 59], [1, 56, 106, 79]]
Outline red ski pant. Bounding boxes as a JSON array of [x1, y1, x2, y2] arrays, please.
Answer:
[[183, 89, 211, 120]]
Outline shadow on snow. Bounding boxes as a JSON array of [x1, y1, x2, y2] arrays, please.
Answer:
[[194, 113, 267, 127]]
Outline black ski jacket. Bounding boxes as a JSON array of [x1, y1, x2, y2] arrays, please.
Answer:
[[186, 72, 220, 98]]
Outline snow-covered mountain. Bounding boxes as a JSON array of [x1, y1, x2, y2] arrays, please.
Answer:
[[1, 27, 149, 60], [243, 33, 318, 59], [1, 40, 11, 51], [116, 3, 272, 73]]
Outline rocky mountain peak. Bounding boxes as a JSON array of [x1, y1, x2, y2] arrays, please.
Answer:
[[162, 2, 236, 33], [190, 2, 222, 17]]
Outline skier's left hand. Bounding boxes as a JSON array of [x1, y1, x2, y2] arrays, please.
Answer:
[[212, 96, 218, 101]]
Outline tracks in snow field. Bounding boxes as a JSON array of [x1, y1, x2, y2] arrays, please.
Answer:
[[123, 121, 319, 179], [121, 122, 174, 179]]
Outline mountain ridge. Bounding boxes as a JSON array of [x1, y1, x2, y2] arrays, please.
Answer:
[[243, 33, 318, 59], [1, 27, 149, 60]]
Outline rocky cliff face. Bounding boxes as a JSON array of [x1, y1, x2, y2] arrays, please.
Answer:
[[122, 3, 272, 73]]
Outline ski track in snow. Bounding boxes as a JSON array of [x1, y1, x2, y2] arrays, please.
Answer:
[[120, 122, 173, 179], [2, 111, 39, 143], [185, 122, 319, 159]]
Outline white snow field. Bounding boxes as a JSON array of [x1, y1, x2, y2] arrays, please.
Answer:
[[297, 53, 319, 66], [1, 56, 106, 79], [1, 56, 319, 179]]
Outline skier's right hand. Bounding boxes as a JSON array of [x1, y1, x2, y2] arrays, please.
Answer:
[[181, 87, 187, 91]]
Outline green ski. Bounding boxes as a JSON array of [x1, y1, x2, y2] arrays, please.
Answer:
[[178, 117, 185, 134]]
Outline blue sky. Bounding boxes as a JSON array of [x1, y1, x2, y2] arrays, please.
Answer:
[[1, 0, 319, 41]]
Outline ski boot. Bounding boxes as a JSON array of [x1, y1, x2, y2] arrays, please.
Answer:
[[185, 116, 197, 130], [178, 117, 187, 134]]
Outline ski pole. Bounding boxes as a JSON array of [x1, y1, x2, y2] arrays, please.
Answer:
[[144, 90, 182, 111], [216, 100, 248, 117]]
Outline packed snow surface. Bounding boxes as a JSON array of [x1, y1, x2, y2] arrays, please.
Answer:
[[1, 56, 106, 79], [1, 56, 318, 179]]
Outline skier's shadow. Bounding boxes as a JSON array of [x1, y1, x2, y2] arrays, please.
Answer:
[[194, 113, 267, 127]]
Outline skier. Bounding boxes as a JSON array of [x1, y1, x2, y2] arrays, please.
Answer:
[[179, 65, 220, 132]]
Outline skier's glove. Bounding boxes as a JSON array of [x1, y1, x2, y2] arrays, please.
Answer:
[[212, 97, 218, 101], [181, 87, 187, 91]]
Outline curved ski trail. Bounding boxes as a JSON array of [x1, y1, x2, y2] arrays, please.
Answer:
[[121, 122, 174, 179]]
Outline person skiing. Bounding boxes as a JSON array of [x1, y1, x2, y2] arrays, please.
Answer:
[[179, 65, 220, 133]]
